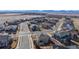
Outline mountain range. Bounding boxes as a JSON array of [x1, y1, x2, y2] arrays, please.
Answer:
[[0, 10, 79, 14]]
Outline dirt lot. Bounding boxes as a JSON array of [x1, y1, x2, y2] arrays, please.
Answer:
[[72, 18, 79, 30], [0, 14, 43, 24]]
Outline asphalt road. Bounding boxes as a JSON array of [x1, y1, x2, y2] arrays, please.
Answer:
[[16, 22, 33, 49]]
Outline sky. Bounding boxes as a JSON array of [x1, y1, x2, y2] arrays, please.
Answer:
[[0, 0, 79, 10]]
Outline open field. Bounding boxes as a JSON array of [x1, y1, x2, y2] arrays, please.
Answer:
[[72, 18, 79, 30], [0, 14, 43, 24]]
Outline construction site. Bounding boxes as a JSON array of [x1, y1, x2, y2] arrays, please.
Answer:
[[0, 13, 79, 49]]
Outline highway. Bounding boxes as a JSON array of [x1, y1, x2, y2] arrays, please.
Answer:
[[16, 22, 33, 49]]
